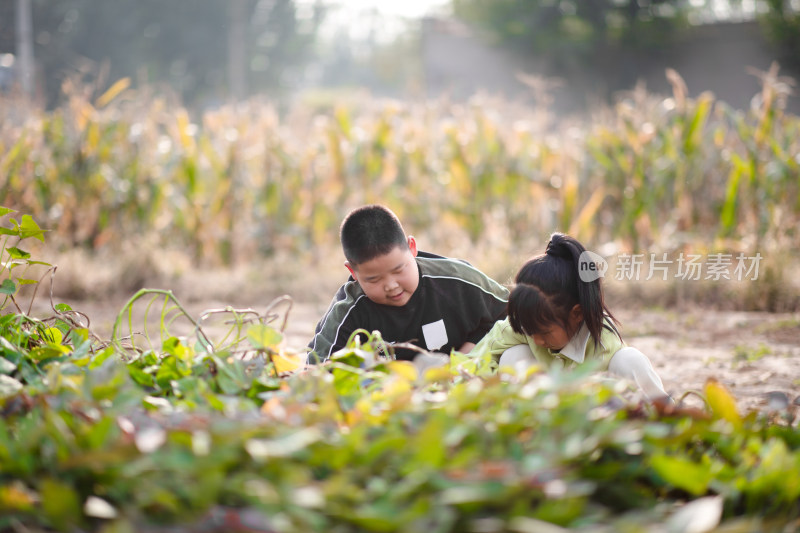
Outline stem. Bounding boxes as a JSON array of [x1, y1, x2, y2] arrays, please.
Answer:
[[263, 294, 293, 332], [678, 389, 709, 409], [111, 289, 214, 355]]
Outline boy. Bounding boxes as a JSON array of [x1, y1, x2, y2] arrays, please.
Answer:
[[307, 205, 509, 363]]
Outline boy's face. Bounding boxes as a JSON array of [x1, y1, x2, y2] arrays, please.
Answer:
[[346, 236, 420, 307]]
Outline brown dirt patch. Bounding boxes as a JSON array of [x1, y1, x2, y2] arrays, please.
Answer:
[[31, 293, 800, 416], [614, 308, 800, 414]]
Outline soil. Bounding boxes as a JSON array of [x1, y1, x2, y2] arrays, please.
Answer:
[[34, 295, 800, 416], [612, 307, 800, 414]]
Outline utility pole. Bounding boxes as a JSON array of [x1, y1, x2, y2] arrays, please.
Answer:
[[15, 0, 34, 97]]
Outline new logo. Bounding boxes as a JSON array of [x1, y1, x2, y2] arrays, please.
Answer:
[[578, 250, 608, 282]]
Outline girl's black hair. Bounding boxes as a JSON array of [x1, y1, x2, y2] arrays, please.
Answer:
[[507, 232, 620, 348], [340, 205, 409, 265]]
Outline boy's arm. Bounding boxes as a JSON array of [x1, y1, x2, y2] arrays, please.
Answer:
[[306, 284, 365, 364], [307, 314, 355, 364], [464, 281, 509, 345], [417, 255, 508, 349], [306, 328, 335, 365], [307, 315, 348, 365]]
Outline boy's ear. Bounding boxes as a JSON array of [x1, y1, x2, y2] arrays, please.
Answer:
[[345, 261, 357, 279], [407, 235, 418, 257]]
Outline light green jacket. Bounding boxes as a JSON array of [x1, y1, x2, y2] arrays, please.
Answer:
[[472, 318, 624, 370]]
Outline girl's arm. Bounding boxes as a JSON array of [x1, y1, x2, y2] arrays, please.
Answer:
[[607, 347, 669, 401]]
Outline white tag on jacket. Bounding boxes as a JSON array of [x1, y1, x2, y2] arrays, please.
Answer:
[[422, 319, 448, 351]]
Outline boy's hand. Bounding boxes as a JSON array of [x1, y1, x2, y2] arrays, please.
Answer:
[[457, 342, 476, 354]]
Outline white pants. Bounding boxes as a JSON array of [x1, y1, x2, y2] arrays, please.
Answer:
[[498, 345, 668, 401]]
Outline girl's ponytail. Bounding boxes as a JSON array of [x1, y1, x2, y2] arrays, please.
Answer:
[[545, 235, 573, 260], [515, 233, 619, 349]]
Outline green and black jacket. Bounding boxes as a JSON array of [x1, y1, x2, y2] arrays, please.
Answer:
[[307, 252, 509, 363]]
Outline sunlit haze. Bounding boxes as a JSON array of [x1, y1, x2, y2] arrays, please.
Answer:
[[317, 0, 451, 41], [329, 0, 450, 18]]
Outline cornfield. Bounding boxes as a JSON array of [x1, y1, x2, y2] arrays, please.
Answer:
[[1, 69, 798, 269]]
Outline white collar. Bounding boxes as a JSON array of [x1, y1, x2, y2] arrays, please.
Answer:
[[550, 322, 591, 364]]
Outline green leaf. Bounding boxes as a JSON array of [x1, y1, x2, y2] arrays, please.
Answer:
[[0, 279, 15, 295], [41, 478, 82, 529], [29, 344, 70, 362], [162, 337, 191, 360], [202, 390, 227, 412], [89, 346, 115, 370], [705, 379, 741, 429], [330, 347, 367, 368], [650, 454, 713, 496], [331, 364, 363, 399], [247, 324, 283, 350], [172, 375, 203, 398], [213, 357, 250, 395], [719, 155, 744, 236], [0, 206, 14, 217], [6, 247, 30, 259], [143, 395, 172, 411], [86, 416, 115, 450], [129, 364, 155, 387], [70, 355, 92, 368], [248, 374, 282, 398], [90, 366, 128, 401], [69, 328, 90, 346], [412, 416, 447, 467], [141, 351, 159, 366], [42, 327, 64, 345], [0, 336, 24, 365], [216, 373, 243, 395], [18, 215, 46, 242], [342, 510, 398, 532], [155, 355, 190, 389], [683, 93, 712, 154], [0, 482, 36, 512]]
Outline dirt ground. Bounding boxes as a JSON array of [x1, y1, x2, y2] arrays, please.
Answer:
[[39, 293, 799, 416], [611, 307, 800, 413]]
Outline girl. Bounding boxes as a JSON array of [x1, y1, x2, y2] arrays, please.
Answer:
[[473, 233, 669, 401]]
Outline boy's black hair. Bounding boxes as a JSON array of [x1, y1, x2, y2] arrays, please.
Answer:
[[507, 232, 620, 348], [340, 205, 409, 266]]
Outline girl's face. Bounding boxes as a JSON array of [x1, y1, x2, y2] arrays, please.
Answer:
[[529, 304, 584, 352], [529, 324, 573, 352]]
